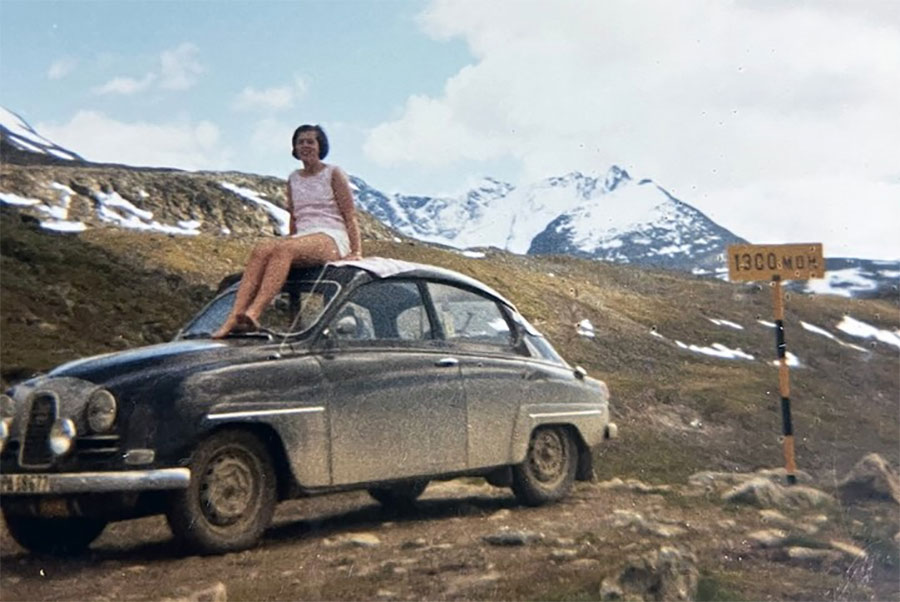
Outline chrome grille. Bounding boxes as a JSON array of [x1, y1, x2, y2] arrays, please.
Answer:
[[19, 392, 58, 467]]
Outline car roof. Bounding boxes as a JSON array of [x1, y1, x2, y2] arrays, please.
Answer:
[[331, 257, 518, 311], [215, 256, 517, 312]]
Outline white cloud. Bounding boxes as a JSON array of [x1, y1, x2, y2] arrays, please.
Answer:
[[36, 110, 231, 171], [232, 76, 308, 112], [249, 117, 292, 154], [93, 73, 157, 95], [92, 43, 203, 96], [159, 43, 204, 90], [365, 0, 900, 259], [47, 57, 77, 80]]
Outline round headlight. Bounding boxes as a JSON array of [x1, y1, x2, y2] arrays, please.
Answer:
[[49, 418, 76, 456], [0, 394, 15, 418], [86, 389, 117, 433], [0, 417, 11, 453]]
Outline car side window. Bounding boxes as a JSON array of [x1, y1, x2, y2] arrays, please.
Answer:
[[329, 281, 432, 341], [426, 283, 512, 346]]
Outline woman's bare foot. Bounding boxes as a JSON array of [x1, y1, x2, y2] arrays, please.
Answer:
[[235, 313, 260, 332], [212, 317, 237, 339]]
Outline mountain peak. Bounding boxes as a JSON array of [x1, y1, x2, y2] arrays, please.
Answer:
[[605, 165, 631, 191]]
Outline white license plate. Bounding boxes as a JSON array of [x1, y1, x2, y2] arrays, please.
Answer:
[[0, 474, 51, 494]]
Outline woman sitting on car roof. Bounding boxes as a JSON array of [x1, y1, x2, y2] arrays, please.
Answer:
[[213, 124, 362, 338]]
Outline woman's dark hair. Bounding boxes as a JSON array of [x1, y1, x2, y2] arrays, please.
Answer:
[[292, 124, 329, 160]]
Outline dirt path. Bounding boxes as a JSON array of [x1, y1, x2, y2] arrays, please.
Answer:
[[1, 479, 896, 601]]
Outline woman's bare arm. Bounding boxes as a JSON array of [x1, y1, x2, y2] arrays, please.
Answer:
[[286, 181, 296, 236], [332, 167, 362, 258]]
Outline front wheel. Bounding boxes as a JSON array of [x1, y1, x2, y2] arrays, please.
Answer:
[[511, 426, 577, 506], [166, 430, 276, 554], [2, 510, 107, 555]]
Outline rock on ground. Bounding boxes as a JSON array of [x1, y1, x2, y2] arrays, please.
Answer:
[[722, 477, 833, 510], [837, 453, 900, 505], [601, 545, 698, 601]]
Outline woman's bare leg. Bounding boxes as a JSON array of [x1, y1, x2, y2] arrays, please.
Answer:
[[212, 240, 278, 338], [242, 234, 340, 324]]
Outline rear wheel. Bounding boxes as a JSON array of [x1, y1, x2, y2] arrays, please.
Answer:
[[511, 426, 577, 506], [368, 480, 428, 509], [2, 510, 107, 555], [166, 430, 276, 554]]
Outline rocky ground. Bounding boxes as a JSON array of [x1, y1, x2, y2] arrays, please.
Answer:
[[1, 455, 898, 601]]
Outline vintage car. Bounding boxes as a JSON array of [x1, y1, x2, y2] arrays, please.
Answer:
[[0, 257, 616, 555]]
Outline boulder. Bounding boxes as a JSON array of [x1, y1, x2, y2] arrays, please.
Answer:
[[837, 453, 900, 504], [602, 545, 698, 601], [722, 477, 833, 510]]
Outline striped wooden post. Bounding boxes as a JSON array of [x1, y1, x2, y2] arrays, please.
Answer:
[[772, 276, 797, 485]]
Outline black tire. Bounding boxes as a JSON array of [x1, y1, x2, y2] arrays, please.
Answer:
[[2, 509, 107, 555], [368, 480, 428, 509], [166, 430, 276, 554], [511, 426, 577, 506]]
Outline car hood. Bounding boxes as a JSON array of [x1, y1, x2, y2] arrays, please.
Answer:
[[46, 339, 235, 383]]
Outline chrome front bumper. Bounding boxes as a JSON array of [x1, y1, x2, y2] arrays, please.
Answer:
[[0, 468, 190, 495]]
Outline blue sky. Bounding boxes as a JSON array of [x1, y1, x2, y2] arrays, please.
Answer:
[[2, 0, 899, 260]]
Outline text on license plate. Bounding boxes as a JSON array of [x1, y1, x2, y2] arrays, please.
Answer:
[[0, 474, 51, 494]]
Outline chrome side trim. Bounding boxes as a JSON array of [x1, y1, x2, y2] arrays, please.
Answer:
[[0, 468, 190, 495], [529, 409, 604, 419], [207, 406, 326, 420]]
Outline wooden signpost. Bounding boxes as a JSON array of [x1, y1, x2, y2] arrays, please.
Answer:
[[727, 243, 825, 485]]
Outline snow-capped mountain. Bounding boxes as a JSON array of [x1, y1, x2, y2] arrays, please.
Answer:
[[2, 106, 897, 299], [351, 166, 745, 272], [0, 107, 84, 164]]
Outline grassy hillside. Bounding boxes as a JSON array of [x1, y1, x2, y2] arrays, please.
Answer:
[[1, 207, 897, 483]]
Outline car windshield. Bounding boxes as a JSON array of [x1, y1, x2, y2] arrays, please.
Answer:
[[178, 280, 340, 339]]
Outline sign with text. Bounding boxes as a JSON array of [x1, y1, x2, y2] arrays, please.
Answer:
[[727, 243, 824, 282]]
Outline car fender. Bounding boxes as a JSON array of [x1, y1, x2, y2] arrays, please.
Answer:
[[510, 402, 609, 464], [178, 358, 332, 488]]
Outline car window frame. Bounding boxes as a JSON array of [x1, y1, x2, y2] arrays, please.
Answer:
[[319, 278, 445, 350], [420, 279, 522, 354]]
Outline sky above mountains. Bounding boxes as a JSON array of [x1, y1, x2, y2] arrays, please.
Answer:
[[1, 0, 898, 260]]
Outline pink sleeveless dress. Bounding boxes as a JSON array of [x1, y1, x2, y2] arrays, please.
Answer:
[[287, 164, 351, 257]]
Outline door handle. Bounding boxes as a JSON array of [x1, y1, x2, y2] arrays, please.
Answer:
[[434, 357, 459, 367]]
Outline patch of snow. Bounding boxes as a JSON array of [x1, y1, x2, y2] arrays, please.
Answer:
[[221, 226, 232, 235], [0, 192, 41, 207], [771, 352, 801, 367], [692, 268, 710, 275], [219, 182, 289, 235], [393, 236, 402, 243], [460, 250, 486, 259], [46, 147, 77, 160], [804, 267, 877, 298], [837, 316, 900, 350], [708, 318, 744, 330], [576, 319, 595, 338], [758, 320, 776, 328], [178, 219, 202, 230], [40, 220, 87, 233], [675, 340, 754, 360], [650, 329, 665, 339], [95, 190, 154, 221]]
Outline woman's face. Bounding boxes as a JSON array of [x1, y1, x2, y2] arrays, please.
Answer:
[[294, 131, 320, 162]]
